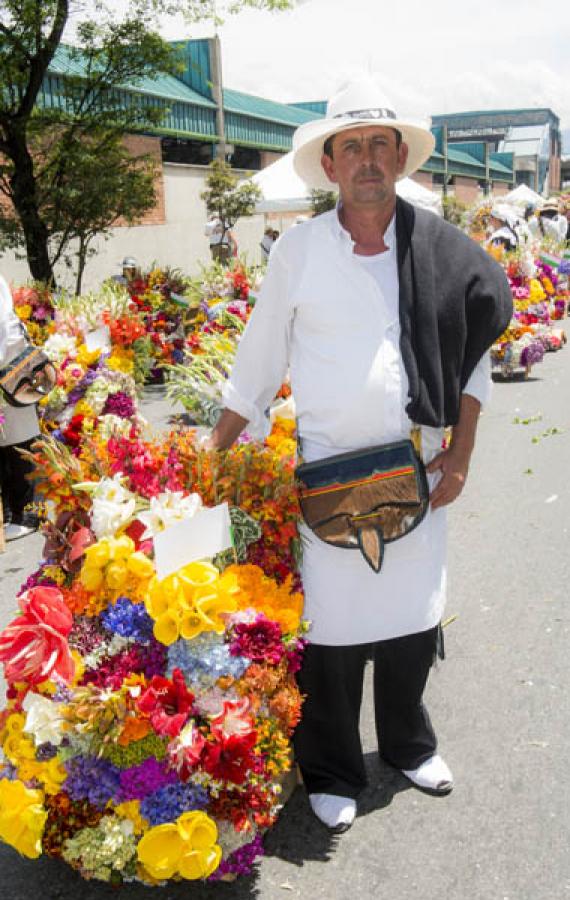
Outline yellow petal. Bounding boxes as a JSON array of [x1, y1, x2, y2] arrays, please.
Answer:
[[84, 542, 111, 567], [179, 612, 204, 641], [106, 562, 129, 590], [137, 824, 184, 880], [178, 811, 218, 850], [80, 566, 104, 591], [127, 553, 155, 579], [179, 847, 222, 880], [153, 612, 180, 646]]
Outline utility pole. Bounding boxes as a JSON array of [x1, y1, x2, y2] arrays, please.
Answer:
[[209, 33, 226, 161]]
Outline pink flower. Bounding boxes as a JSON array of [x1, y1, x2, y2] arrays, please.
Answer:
[[229, 614, 284, 665], [0, 587, 74, 685]]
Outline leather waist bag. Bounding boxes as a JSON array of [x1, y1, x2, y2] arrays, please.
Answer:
[[0, 344, 56, 407], [296, 439, 429, 573]]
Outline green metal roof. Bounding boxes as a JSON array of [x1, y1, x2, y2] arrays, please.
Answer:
[[49, 45, 216, 108], [223, 88, 322, 127], [447, 148, 485, 169]]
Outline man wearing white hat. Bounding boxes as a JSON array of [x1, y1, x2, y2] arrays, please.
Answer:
[[206, 77, 512, 832]]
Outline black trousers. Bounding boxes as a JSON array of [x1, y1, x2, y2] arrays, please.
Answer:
[[293, 625, 441, 798], [0, 438, 37, 522]]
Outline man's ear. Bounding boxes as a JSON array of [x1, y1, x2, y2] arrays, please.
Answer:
[[397, 142, 409, 176], [321, 153, 338, 185]]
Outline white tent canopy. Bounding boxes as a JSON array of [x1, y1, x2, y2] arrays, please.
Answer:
[[501, 183, 544, 210], [249, 151, 442, 215]]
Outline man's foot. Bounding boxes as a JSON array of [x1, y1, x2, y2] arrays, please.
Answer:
[[4, 522, 37, 542], [400, 754, 453, 796], [309, 793, 356, 833]]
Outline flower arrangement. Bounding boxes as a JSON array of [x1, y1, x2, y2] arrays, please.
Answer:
[[12, 283, 57, 345], [0, 415, 305, 884]]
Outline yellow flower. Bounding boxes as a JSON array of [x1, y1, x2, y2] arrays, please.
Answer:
[[74, 400, 96, 418], [0, 778, 47, 859], [114, 800, 149, 836], [146, 561, 237, 646], [107, 349, 134, 374], [137, 823, 184, 880], [76, 344, 102, 368], [153, 611, 181, 646], [127, 552, 155, 580], [137, 811, 221, 881], [16, 304, 32, 321]]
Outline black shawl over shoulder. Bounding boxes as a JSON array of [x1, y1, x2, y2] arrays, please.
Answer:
[[395, 196, 513, 427]]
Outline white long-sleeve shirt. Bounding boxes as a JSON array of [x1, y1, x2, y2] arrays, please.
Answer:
[[223, 210, 491, 644]]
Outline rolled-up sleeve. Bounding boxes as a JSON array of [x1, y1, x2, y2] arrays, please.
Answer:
[[462, 351, 491, 407], [222, 247, 294, 439]]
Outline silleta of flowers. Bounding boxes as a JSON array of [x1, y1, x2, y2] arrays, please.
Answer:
[[0, 417, 305, 884], [490, 250, 568, 377]]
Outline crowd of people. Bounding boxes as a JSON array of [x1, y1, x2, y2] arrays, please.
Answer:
[[487, 199, 569, 252]]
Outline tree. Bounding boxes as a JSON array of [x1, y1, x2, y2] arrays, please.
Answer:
[[309, 188, 337, 216], [0, 0, 290, 285], [201, 158, 262, 246], [51, 133, 158, 295], [442, 195, 468, 228]]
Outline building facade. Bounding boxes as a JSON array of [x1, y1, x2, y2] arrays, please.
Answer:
[[431, 109, 562, 195]]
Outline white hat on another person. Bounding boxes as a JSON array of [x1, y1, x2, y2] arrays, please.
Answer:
[[292, 75, 435, 191]]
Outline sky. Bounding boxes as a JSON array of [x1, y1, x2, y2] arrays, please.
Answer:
[[70, 0, 570, 139]]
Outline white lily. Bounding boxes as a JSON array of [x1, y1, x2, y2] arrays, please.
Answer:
[[24, 694, 65, 747], [138, 490, 203, 540]]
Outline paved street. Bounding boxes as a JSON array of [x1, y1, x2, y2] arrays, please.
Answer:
[[1, 346, 569, 900]]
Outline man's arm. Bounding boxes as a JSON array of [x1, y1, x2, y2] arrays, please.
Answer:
[[426, 393, 481, 510], [205, 408, 249, 451]]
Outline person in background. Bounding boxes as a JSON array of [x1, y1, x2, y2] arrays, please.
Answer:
[[112, 256, 139, 286], [529, 201, 568, 243], [260, 228, 275, 263], [0, 274, 41, 541], [205, 216, 233, 264], [487, 206, 519, 252]]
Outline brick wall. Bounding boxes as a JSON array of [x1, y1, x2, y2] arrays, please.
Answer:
[[410, 171, 434, 190], [260, 150, 286, 168], [453, 176, 481, 205], [120, 134, 165, 225], [492, 182, 510, 197]]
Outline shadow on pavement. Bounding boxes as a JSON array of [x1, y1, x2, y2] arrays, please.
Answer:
[[264, 755, 410, 869], [0, 845, 261, 900]]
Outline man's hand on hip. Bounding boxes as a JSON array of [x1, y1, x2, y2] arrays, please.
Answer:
[[426, 446, 470, 510], [426, 393, 482, 510]]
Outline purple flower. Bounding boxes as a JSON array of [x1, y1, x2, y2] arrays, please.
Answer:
[[64, 756, 121, 808], [209, 834, 265, 880], [102, 391, 135, 419], [119, 757, 177, 801]]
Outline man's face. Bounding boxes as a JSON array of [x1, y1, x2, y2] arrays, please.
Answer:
[[320, 125, 408, 207]]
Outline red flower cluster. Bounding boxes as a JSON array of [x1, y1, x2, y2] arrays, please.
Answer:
[[137, 668, 195, 737], [229, 615, 284, 665]]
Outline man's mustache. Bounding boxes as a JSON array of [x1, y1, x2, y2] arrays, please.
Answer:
[[355, 167, 384, 181]]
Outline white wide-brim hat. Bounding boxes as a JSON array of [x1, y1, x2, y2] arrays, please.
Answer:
[[292, 76, 435, 191]]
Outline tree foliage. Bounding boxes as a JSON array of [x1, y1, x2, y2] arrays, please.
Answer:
[[309, 188, 337, 216], [0, 0, 290, 285], [201, 159, 261, 241]]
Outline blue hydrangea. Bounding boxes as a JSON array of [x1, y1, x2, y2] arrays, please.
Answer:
[[167, 633, 249, 687], [140, 782, 210, 826], [101, 596, 154, 642]]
